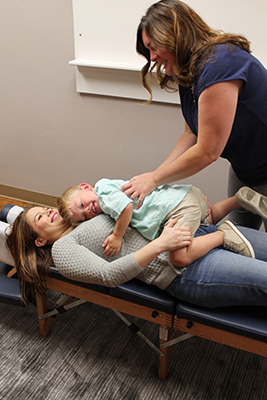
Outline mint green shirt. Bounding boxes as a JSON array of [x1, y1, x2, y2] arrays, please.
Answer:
[[95, 178, 191, 240]]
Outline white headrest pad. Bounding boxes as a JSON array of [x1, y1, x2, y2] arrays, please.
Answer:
[[6, 206, 24, 224], [0, 221, 15, 267]]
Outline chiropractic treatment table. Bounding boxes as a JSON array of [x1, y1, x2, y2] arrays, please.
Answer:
[[1, 204, 267, 379]]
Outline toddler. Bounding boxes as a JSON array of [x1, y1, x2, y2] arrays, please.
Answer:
[[57, 180, 267, 266]]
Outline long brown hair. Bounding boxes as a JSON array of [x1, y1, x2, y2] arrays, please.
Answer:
[[6, 205, 53, 304], [137, 0, 251, 102]]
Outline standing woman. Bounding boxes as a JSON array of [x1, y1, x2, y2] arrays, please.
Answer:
[[122, 0, 267, 230]]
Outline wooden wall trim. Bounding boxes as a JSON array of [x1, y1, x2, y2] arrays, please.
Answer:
[[0, 184, 57, 206]]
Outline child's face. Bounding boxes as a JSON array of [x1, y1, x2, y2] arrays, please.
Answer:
[[69, 184, 102, 223]]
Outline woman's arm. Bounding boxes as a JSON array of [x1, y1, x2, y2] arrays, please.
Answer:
[[52, 216, 191, 287], [158, 121, 197, 167], [134, 219, 191, 268], [122, 80, 242, 208], [121, 123, 196, 208], [152, 80, 242, 184], [168, 230, 224, 267]]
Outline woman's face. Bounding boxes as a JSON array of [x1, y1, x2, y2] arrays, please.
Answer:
[[142, 29, 175, 76], [26, 206, 70, 246]]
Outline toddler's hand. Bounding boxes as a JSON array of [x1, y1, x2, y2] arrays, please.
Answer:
[[102, 233, 123, 257]]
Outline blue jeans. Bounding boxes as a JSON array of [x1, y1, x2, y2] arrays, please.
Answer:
[[166, 224, 267, 308]]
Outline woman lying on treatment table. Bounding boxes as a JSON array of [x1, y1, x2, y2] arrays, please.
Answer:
[[6, 205, 267, 308]]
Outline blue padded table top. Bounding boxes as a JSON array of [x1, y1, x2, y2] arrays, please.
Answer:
[[110, 279, 176, 314], [49, 268, 176, 314], [176, 301, 267, 342], [0, 261, 23, 307], [48, 267, 109, 294]]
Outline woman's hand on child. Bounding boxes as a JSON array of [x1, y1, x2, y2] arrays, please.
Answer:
[[121, 172, 157, 209], [102, 233, 123, 257], [157, 218, 192, 252]]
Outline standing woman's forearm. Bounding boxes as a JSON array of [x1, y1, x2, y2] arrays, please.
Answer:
[[159, 122, 197, 168], [121, 140, 214, 209], [152, 142, 217, 187]]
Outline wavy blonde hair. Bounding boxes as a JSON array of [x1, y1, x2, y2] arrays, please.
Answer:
[[57, 185, 81, 225], [137, 0, 251, 102]]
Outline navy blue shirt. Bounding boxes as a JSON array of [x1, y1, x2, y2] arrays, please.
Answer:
[[179, 44, 267, 185]]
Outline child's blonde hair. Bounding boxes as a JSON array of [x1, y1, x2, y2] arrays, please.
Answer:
[[57, 185, 81, 225]]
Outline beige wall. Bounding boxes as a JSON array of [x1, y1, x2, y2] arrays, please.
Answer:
[[0, 0, 230, 206]]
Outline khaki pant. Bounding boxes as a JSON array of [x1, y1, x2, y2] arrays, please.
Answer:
[[162, 186, 209, 238]]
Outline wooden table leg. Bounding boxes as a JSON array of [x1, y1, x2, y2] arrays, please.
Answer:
[[35, 290, 51, 337], [158, 326, 172, 379]]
